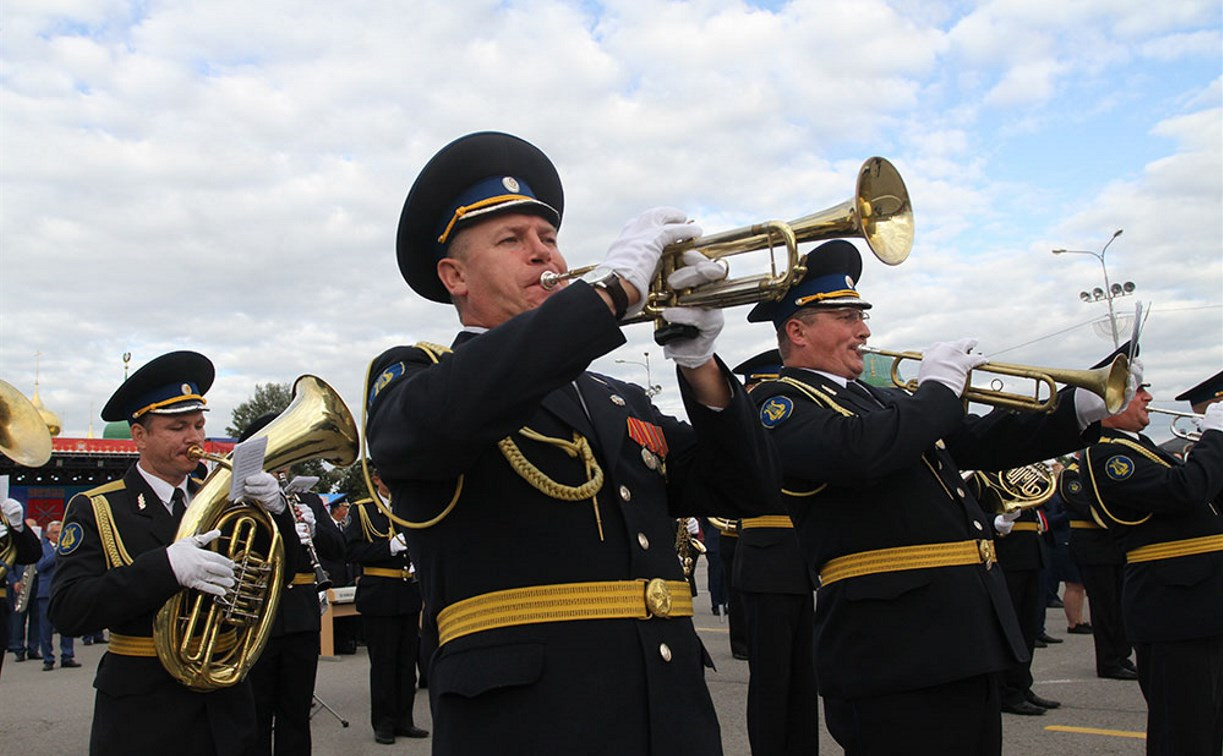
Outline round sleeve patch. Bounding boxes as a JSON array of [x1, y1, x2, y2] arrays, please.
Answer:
[[1067, 480, 1082, 494], [1104, 455, 1134, 481], [760, 396, 793, 428], [58, 522, 84, 556]]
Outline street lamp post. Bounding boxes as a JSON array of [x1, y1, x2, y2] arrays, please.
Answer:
[[615, 352, 662, 397], [1052, 229, 1134, 348]]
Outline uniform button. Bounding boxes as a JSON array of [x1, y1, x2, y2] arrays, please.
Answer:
[[937, 460, 944, 470], [619, 485, 631, 502], [637, 532, 650, 550], [973, 521, 983, 531], [659, 643, 672, 662], [935, 439, 946, 449], [956, 487, 965, 498], [610, 394, 626, 406]]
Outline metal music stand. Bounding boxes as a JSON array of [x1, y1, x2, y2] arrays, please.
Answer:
[[311, 693, 350, 727]]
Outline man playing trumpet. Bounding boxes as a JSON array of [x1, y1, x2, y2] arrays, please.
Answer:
[[745, 241, 1135, 756], [364, 131, 779, 754]]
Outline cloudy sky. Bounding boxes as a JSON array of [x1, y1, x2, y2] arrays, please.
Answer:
[[2, 0, 1220, 446]]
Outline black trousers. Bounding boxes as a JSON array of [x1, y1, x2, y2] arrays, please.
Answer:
[[720, 535, 748, 657], [1078, 562, 1132, 674], [364, 613, 420, 733], [742, 591, 819, 755], [1135, 633, 1223, 756], [824, 673, 1002, 756], [245, 630, 320, 756], [1000, 568, 1040, 704]]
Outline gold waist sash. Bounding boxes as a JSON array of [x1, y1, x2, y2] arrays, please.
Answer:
[[1011, 522, 1040, 533], [740, 515, 794, 529], [819, 539, 997, 587], [1071, 520, 1103, 530], [291, 572, 316, 586], [109, 630, 238, 658], [363, 566, 415, 580], [437, 579, 693, 646], [1126, 534, 1223, 564]]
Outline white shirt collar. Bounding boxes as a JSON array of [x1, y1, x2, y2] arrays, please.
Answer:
[[135, 462, 190, 514], [798, 368, 850, 388]]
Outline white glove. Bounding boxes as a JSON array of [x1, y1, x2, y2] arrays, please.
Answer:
[[389, 532, 408, 555], [3, 498, 25, 530], [660, 307, 723, 369], [0, 524, 8, 540], [166, 529, 235, 598], [294, 502, 316, 534], [666, 250, 727, 291], [993, 510, 1021, 536], [685, 517, 699, 536], [1203, 402, 1223, 434], [603, 207, 702, 317], [294, 522, 312, 544], [242, 472, 285, 514], [917, 339, 988, 397], [1122, 357, 1143, 411]]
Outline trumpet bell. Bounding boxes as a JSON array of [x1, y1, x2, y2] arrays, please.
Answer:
[[0, 379, 53, 468]]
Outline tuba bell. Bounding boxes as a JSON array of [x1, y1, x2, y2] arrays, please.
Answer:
[[153, 375, 359, 691], [0, 378, 54, 581]]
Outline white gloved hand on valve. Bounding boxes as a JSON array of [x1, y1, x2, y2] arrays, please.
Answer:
[[242, 472, 285, 514], [917, 339, 988, 397], [389, 532, 409, 556], [3, 498, 26, 530], [603, 208, 702, 317], [166, 529, 235, 598], [685, 517, 700, 536], [666, 250, 727, 291], [660, 307, 723, 369], [1202, 402, 1223, 434], [294, 522, 312, 544], [993, 510, 1021, 537]]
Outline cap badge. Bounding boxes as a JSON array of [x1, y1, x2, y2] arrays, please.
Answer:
[[501, 176, 520, 192], [180, 383, 192, 395], [845, 275, 854, 288]]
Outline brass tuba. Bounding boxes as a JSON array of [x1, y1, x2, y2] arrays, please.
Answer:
[[153, 375, 359, 691], [540, 157, 913, 340], [0, 378, 54, 580]]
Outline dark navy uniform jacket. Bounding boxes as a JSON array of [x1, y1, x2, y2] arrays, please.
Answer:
[[344, 500, 423, 617], [1078, 428, 1223, 643], [1060, 462, 1126, 566], [48, 465, 292, 755], [749, 370, 1094, 700], [365, 282, 780, 755]]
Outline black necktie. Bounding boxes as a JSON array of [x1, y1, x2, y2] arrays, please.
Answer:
[[849, 381, 883, 406], [171, 488, 186, 518]]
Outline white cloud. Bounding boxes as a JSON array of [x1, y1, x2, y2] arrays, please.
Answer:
[[0, 0, 1218, 446]]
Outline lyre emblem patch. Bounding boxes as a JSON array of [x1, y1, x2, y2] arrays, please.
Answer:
[[58, 522, 84, 555], [1105, 455, 1134, 481], [760, 397, 793, 428]]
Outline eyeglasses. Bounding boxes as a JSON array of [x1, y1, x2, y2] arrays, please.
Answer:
[[822, 309, 870, 324]]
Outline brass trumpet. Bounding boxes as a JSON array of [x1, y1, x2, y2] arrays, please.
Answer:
[[540, 157, 913, 336], [860, 347, 1129, 414], [1148, 407, 1205, 442]]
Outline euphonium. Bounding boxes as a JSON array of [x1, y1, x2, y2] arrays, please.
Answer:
[[153, 375, 359, 691]]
